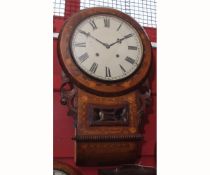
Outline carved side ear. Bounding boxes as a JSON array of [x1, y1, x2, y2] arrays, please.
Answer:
[[60, 71, 78, 127]]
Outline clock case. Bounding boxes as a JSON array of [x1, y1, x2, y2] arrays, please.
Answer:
[[58, 7, 152, 166]]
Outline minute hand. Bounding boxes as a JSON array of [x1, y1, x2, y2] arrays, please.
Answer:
[[78, 30, 109, 48], [109, 33, 133, 47], [89, 35, 109, 48]]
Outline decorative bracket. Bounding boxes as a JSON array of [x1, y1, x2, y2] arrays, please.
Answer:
[[137, 79, 152, 127], [60, 72, 78, 123]]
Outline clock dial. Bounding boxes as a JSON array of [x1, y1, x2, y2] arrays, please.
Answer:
[[53, 170, 68, 175], [70, 14, 143, 81]]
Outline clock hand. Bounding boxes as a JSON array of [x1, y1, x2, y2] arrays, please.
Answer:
[[78, 30, 110, 48], [108, 38, 122, 47], [109, 33, 134, 47], [90, 35, 110, 48]]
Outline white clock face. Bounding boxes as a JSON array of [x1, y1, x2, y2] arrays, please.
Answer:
[[53, 170, 68, 175], [70, 14, 143, 81]]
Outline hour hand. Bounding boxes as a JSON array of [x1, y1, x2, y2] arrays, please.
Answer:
[[109, 33, 134, 47], [123, 33, 133, 39]]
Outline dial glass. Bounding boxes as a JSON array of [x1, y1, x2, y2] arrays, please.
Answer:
[[70, 14, 143, 81], [53, 170, 68, 175]]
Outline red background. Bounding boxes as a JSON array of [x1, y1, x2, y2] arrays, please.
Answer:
[[53, 1, 156, 174]]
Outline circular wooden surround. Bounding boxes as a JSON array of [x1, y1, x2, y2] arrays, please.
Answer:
[[58, 7, 152, 96]]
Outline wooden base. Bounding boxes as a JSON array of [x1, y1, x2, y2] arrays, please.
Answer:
[[74, 89, 142, 166], [75, 142, 140, 166]]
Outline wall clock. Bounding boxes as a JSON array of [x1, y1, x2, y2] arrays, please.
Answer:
[[58, 7, 152, 166]]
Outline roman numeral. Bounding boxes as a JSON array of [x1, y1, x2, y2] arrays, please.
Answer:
[[117, 23, 122, 31], [89, 62, 98, 73], [105, 67, 111, 77], [104, 18, 110, 28], [74, 42, 86, 47], [78, 30, 89, 37], [128, 46, 137, 50], [125, 56, 135, 64], [78, 53, 88, 63], [119, 64, 126, 73], [89, 20, 97, 30], [124, 33, 133, 39]]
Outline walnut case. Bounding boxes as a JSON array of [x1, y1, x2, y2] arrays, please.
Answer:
[[58, 7, 152, 166]]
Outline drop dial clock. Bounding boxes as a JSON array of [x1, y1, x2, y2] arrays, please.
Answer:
[[58, 7, 152, 166], [71, 14, 143, 81]]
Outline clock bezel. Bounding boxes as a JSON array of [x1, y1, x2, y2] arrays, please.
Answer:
[[58, 7, 152, 96], [69, 13, 144, 82]]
